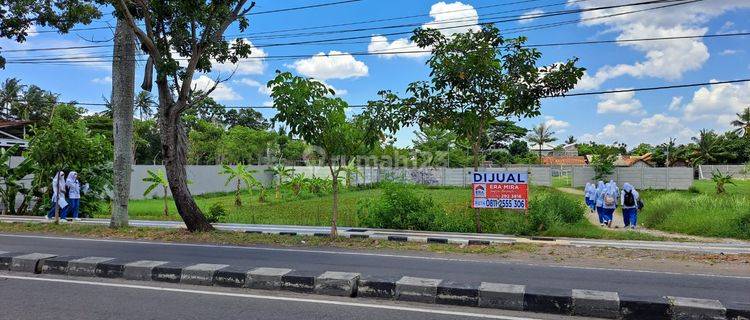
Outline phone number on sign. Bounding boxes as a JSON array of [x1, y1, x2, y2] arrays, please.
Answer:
[[475, 199, 527, 209]]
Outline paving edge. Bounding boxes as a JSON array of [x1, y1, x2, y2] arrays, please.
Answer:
[[0, 251, 747, 320]]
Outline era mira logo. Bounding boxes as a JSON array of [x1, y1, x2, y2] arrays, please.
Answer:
[[473, 184, 486, 198]]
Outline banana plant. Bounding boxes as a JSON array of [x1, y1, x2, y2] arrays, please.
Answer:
[[265, 164, 294, 200], [289, 173, 306, 197], [220, 164, 257, 207], [142, 169, 170, 216]]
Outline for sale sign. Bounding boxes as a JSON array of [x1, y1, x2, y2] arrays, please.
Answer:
[[471, 171, 529, 210]]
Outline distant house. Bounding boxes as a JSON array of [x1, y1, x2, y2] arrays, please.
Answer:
[[0, 120, 31, 150], [541, 156, 588, 166], [527, 143, 556, 156], [552, 143, 579, 157], [585, 153, 654, 167]]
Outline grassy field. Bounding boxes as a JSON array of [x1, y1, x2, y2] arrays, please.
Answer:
[[101, 185, 662, 241], [637, 180, 750, 239]]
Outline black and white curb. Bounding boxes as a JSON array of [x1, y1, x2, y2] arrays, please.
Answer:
[[0, 251, 748, 320]]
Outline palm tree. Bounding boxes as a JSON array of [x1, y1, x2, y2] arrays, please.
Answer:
[[527, 123, 557, 161], [265, 164, 294, 199], [731, 106, 750, 138], [565, 135, 576, 145], [220, 164, 257, 207], [0, 78, 25, 118], [690, 129, 730, 165], [142, 170, 170, 216], [134, 91, 156, 120]]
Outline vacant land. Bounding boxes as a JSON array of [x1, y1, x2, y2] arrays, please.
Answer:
[[101, 185, 661, 241]]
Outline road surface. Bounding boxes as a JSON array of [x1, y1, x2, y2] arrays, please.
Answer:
[[0, 233, 748, 305], [0, 274, 591, 320]]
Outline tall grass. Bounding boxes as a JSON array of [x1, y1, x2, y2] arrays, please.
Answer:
[[640, 193, 750, 239]]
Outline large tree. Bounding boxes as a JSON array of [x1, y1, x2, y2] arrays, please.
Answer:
[[0, 0, 101, 68], [110, 19, 136, 228], [269, 71, 405, 236], [691, 129, 730, 165], [405, 25, 584, 173], [111, 0, 257, 231]]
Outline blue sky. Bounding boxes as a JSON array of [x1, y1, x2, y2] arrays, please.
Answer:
[[2, 0, 750, 148]]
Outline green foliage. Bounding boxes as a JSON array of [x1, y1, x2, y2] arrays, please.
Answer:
[[133, 119, 161, 164], [406, 25, 583, 169], [591, 153, 616, 181], [188, 119, 225, 165], [205, 203, 227, 224], [220, 164, 257, 207], [688, 185, 701, 194], [711, 170, 735, 194], [527, 123, 557, 161], [142, 170, 169, 216], [223, 126, 276, 165], [0, 1, 101, 68], [0, 145, 35, 215], [691, 129, 732, 165], [26, 111, 112, 216], [356, 182, 443, 231]]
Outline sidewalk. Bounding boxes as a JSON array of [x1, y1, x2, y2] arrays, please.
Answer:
[[2, 215, 750, 254]]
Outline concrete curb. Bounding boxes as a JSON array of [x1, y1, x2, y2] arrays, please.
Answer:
[[1, 251, 747, 319]]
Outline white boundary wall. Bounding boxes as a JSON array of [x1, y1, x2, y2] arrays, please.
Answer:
[[572, 166, 693, 190], [698, 165, 749, 180], [130, 165, 552, 199]]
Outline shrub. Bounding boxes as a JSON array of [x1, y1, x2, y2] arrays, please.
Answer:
[[737, 211, 750, 239], [356, 182, 442, 231], [205, 203, 227, 223], [688, 186, 700, 194]]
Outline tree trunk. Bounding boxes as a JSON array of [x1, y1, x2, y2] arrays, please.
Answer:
[[110, 19, 136, 228], [329, 165, 339, 237], [159, 104, 214, 232], [471, 140, 482, 233], [235, 179, 242, 207]]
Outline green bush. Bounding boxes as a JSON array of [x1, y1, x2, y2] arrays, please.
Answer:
[[688, 186, 700, 194], [205, 203, 227, 223], [356, 182, 442, 230], [737, 211, 750, 239]]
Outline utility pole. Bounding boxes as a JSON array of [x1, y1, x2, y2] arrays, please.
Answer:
[[110, 19, 136, 228]]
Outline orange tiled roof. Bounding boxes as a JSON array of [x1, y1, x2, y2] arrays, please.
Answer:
[[541, 156, 588, 165]]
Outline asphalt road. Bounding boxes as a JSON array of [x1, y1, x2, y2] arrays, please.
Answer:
[[1, 233, 748, 305], [0, 274, 586, 320]]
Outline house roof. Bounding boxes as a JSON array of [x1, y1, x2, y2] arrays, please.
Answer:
[[541, 156, 588, 165], [0, 119, 32, 129], [613, 153, 653, 166], [527, 143, 557, 151]]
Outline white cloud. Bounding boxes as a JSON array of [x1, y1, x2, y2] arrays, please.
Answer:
[[717, 21, 748, 34], [422, 1, 480, 37], [519, 9, 545, 24], [719, 49, 741, 56], [580, 114, 696, 145], [235, 78, 262, 87], [668, 96, 683, 111], [682, 80, 750, 127], [191, 75, 242, 101], [210, 39, 267, 75], [570, 1, 750, 89], [367, 36, 429, 59], [289, 51, 368, 80], [91, 76, 112, 84], [596, 90, 645, 115], [543, 116, 570, 131]]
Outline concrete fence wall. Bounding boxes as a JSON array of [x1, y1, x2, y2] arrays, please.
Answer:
[[698, 165, 749, 180], [572, 166, 694, 190], [131, 165, 552, 199]]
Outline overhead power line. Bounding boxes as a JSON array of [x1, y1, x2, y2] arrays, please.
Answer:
[[24, 0, 364, 34], [10, 78, 749, 109], [7, 31, 748, 64]]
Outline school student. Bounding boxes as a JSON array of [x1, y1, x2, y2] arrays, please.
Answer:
[[584, 183, 596, 213], [621, 183, 640, 229], [65, 171, 84, 221], [594, 181, 606, 226], [601, 181, 619, 228], [45, 171, 69, 222]]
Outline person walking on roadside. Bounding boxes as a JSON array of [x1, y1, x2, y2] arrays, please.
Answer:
[[594, 181, 606, 226], [65, 171, 85, 221], [584, 182, 596, 213], [45, 171, 69, 222], [602, 181, 619, 228], [621, 183, 640, 229]]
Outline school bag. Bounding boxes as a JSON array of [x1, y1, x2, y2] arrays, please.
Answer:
[[604, 194, 615, 206], [623, 190, 636, 207]]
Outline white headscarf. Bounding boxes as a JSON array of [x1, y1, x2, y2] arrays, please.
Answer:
[[51, 171, 68, 208], [66, 171, 78, 185]]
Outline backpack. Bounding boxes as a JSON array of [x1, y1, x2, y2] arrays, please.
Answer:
[[637, 198, 645, 210], [623, 190, 636, 207], [604, 194, 615, 206]]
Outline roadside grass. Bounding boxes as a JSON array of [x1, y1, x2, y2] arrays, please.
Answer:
[[0, 221, 540, 256], [95, 184, 663, 241], [637, 179, 750, 240]]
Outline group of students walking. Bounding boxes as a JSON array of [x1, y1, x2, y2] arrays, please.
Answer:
[[584, 180, 643, 229], [44, 171, 88, 222]]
